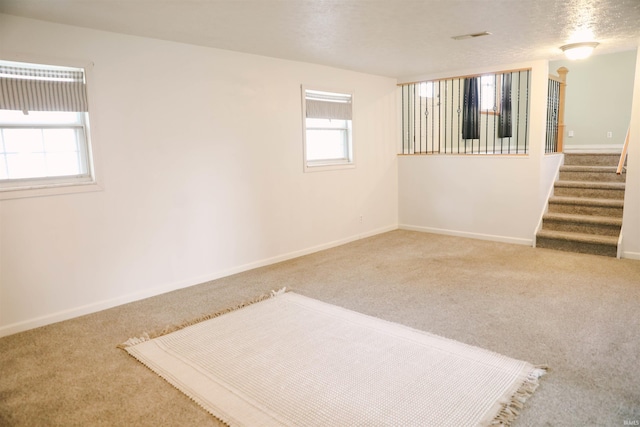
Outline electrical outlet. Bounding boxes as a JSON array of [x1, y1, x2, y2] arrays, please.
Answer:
[[607, 131, 613, 138], [568, 130, 574, 137], [359, 215, 363, 224]]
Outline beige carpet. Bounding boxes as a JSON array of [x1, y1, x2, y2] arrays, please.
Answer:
[[1, 230, 640, 426], [123, 290, 545, 426]]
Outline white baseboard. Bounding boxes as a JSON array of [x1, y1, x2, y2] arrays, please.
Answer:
[[399, 224, 533, 246], [563, 144, 623, 153], [0, 224, 398, 338], [621, 251, 640, 260]]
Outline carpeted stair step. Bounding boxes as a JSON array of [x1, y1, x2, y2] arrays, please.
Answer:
[[563, 153, 621, 167], [536, 229, 618, 257], [538, 152, 625, 258], [553, 180, 625, 199], [541, 212, 622, 236], [548, 196, 624, 217], [559, 165, 626, 182]]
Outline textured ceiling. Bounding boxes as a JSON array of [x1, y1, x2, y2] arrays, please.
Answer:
[[1, 0, 639, 80]]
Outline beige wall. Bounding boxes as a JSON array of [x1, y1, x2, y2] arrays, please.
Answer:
[[621, 48, 640, 259], [398, 60, 553, 245], [0, 14, 399, 335], [550, 50, 637, 151]]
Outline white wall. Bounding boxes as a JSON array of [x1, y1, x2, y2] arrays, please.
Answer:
[[398, 60, 554, 245], [621, 47, 640, 259], [548, 49, 640, 259], [539, 153, 564, 215], [0, 15, 398, 336], [550, 50, 637, 152]]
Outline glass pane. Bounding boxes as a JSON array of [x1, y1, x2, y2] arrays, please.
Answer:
[[419, 82, 433, 98], [4, 129, 44, 153], [1, 127, 85, 179], [480, 75, 496, 111], [44, 129, 78, 152], [306, 129, 348, 161], [45, 152, 81, 176], [6, 153, 46, 179], [0, 156, 7, 180]]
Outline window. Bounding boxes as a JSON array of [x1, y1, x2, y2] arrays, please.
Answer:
[[419, 81, 434, 98], [480, 74, 501, 113], [0, 59, 97, 198], [415, 77, 500, 111], [302, 87, 353, 171]]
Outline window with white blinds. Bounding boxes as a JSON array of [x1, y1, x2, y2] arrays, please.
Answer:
[[0, 59, 96, 198], [302, 86, 354, 172]]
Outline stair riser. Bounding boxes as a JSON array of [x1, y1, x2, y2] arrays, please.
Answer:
[[559, 171, 626, 182], [538, 153, 626, 257], [541, 219, 621, 236], [554, 187, 625, 200], [548, 203, 623, 217], [536, 236, 617, 257], [563, 154, 620, 166]]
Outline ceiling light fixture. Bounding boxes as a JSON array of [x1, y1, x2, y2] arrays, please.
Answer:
[[560, 41, 599, 60]]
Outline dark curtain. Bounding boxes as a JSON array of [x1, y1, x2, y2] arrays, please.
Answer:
[[462, 77, 480, 139], [498, 73, 513, 138]]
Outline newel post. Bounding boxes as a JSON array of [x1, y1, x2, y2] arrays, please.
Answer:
[[556, 67, 569, 153]]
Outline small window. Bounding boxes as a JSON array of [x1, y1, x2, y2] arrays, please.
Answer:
[[419, 81, 434, 98], [0, 59, 97, 198], [302, 87, 353, 172], [480, 74, 501, 113]]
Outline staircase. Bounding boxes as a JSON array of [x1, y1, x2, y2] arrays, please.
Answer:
[[536, 153, 626, 257]]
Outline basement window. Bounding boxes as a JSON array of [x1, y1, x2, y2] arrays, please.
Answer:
[[418, 77, 500, 112], [0, 59, 99, 199], [302, 86, 354, 172], [480, 74, 501, 114]]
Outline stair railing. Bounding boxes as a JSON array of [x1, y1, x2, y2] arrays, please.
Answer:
[[556, 67, 568, 153], [546, 67, 568, 153], [617, 127, 630, 175]]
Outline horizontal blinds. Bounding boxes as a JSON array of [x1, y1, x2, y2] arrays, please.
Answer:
[[0, 63, 88, 112], [306, 90, 352, 120]]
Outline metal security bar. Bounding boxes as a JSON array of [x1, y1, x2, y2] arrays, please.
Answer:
[[546, 67, 568, 153], [400, 69, 531, 155], [546, 78, 560, 153]]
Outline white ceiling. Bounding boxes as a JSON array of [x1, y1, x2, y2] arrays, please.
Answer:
[[1, 0, 639, 80]]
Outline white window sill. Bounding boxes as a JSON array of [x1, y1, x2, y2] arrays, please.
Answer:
[[0, 181, 103, 200], [304, 162, 355, 173]]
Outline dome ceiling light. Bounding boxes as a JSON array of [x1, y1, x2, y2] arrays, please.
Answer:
[[560, 42, 599, 60]]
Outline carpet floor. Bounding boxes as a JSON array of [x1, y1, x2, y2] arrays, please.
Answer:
[[1, 230, 639, 426]]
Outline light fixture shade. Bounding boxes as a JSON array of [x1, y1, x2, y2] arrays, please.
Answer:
[[560, 42, 599, 60]]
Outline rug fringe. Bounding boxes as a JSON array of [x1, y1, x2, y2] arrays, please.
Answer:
[[117, 332, 151, 349], [118, 287, 288, 348], [490, 365, 548, 426]]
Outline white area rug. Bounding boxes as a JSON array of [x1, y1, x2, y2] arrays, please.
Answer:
[[122, 290, 546, 426]]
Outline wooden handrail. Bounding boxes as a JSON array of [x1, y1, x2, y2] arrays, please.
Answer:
[[617, 127, 630, 175]]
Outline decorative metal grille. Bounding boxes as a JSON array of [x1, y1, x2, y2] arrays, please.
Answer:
[[400, 69, 531, 155]]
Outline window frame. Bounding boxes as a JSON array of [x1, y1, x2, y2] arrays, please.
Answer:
[[301, 85, 355, 173], [0, 56, 101, 200], [480, 74, 502, 115]]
